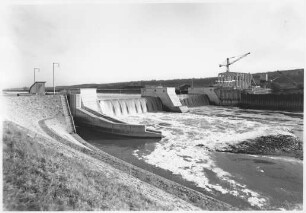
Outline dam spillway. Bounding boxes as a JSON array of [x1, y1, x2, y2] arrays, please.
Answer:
[[98, 97, 163, 117], [67, 88, 210, 138], [67, 89, 163, 138]]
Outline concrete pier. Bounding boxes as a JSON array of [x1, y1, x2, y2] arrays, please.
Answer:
[[141, 86, 189, 113]]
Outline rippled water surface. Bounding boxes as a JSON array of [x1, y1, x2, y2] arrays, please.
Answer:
[[79, 105, 303, 210]]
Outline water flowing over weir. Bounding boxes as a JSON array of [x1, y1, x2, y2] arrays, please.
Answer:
[[179, 94, 210, 107], [98, 97, 163, 117]]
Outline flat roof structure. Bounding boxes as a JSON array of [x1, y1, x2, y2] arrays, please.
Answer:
[[29, 81, 46, 95]]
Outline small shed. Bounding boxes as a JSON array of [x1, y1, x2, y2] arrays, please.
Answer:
[[29, 81, 46, 95]]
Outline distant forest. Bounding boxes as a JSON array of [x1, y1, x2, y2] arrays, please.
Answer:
[[56, 68, 304, 91], [4, 68, 304, 92]]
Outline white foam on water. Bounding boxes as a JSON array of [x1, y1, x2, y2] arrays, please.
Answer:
[[259, 155, 303, 163], [120, 106, 302, 208], [247, 197, 266, 208]]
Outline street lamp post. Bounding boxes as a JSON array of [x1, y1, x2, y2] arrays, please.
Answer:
[[34, 68, 40, 83], [53, 63, 60, 95]]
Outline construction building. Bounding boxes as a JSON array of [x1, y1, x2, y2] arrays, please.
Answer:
[[217, 72, 253, 90]]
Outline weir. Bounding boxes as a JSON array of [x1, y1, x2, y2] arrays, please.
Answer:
[[66, 87, 211, 137], [98, 97, 163, 117], [67, 89, 162, 138]]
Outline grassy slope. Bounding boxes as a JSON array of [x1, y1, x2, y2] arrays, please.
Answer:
[[2, 121, 197, 211]]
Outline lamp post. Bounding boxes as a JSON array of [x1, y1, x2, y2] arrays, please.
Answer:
[[34, 68, 40, 83], [53, 63, 60, 95]]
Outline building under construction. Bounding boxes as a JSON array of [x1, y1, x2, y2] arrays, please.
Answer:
[[217, 71, 253, 90]]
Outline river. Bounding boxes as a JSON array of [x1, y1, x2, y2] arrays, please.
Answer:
[[78, 105, 303, 210]]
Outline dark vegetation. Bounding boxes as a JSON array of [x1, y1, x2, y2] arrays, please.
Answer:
[[216, 135, 303, 160], [3, 69, 304, 94], [253, 69, 304, 93], [57, 68, 303, 91], [56, 68, 305, 94], [2, 121, 174, 211]]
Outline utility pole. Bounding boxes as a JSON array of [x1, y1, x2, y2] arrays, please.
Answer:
[[34, 68, 40, 83], [53, 63, 60, 95]]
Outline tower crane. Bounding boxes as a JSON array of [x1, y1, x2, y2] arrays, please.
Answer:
[[219, 52, 250, 72]]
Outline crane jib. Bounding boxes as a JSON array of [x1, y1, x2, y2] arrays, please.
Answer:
[[219, 52, 251, 72]]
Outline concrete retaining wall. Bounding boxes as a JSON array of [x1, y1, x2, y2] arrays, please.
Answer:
[[75, 106, 161, 138], [60, 95, 76, 133], [75, 108, 144, 132]]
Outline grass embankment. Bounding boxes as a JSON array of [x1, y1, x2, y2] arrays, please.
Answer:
[[3, 121, 194, 211], [217, 135, 303, 160]]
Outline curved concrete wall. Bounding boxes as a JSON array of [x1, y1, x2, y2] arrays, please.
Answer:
[[60, 95, 76, 133]]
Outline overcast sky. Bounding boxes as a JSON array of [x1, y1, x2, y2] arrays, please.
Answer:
[[1, 0, 305, 88]]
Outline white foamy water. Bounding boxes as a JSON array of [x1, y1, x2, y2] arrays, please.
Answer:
[[118, 106, 303, 209]]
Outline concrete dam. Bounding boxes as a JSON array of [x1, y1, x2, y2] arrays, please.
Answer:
[[67, 87, 209, 138]]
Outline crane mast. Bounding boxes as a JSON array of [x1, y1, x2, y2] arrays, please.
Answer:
[[219, 52, 250, 72]]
